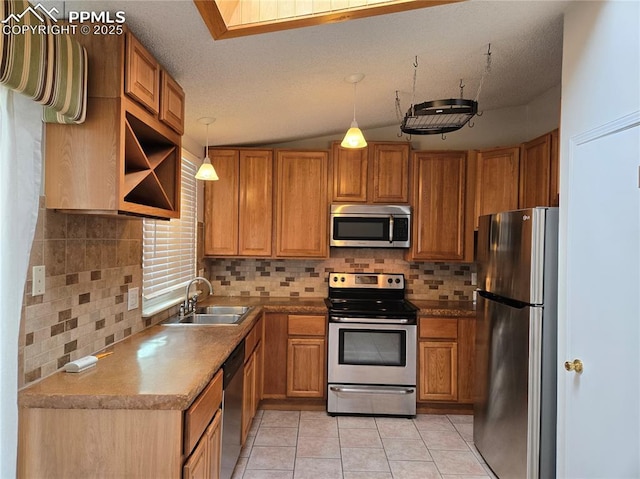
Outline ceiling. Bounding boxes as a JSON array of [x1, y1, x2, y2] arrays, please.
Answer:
[[64, 0, 569, 148]]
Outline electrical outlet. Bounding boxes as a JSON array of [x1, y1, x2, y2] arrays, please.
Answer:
[[471, 272, 477, 285], [127, 287, 139, 311], [198, 269, 205, 277], [32, 265, 45, 296]]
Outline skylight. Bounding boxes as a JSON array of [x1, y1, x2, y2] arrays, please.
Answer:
[[194, 0, 462, 39]]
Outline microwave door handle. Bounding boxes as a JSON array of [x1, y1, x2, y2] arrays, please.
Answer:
[[389, 215, 394, 243]]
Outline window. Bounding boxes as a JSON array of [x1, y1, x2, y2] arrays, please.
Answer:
[[142, 152, 197, 315]]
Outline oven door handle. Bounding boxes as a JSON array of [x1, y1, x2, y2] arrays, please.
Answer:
[[330, 385, 415, 395], [331, 316, 412, 324]]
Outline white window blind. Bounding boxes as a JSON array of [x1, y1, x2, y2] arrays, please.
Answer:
[[142, 156, 197, 305]]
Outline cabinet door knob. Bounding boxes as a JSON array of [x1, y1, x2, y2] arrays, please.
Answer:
[[564, 359, 584, 374]]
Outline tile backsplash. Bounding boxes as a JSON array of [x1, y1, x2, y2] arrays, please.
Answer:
[[18, 198, 170, 388], [205, 249, 475, 301], [19, 205, 475, 388]]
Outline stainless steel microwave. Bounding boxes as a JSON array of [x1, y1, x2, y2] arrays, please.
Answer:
[[330, 204, 411, 248]]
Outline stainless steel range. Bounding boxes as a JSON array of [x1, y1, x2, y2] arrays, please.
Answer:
[[325, 272, 418, 417]]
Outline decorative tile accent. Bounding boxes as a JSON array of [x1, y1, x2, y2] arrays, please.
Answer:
[[205, 249, 475, 301]]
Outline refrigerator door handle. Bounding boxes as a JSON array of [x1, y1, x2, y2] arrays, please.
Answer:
[[477, 290, 529, 309]]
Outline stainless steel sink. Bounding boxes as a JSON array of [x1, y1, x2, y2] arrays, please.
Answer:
[[195, 306, 251, 315], [162, 306, 253, 326]]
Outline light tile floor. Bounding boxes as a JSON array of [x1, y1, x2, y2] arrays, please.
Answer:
[[231, 410, 497, 479]]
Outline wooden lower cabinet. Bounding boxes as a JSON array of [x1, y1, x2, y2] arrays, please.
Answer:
[[262, 313, 288, 399], [457, 317, 476, 404], [242, 352, 257, 443], [286, 315, 326, 399], [19, 408, 183, 478], [206, 411, 223, 479], [417, 316, 476, 405], [184, 409, 222, 479], [184, 436, 208, 479], [418, 341, 458, 401], [18, 370, 224, 478], [262, 313, 327, 400], [286, 338, 325, 398], [242, 317, 263, 444]]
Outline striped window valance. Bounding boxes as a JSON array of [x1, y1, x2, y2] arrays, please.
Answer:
[[0, 0, 87, 123]]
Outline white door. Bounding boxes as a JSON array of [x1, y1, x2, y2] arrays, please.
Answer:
[[558, 115, 640, 478]]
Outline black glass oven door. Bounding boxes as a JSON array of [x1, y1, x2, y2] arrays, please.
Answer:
[[338, 328, 406, 367]]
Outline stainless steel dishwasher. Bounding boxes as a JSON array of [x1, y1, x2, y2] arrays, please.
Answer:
[[221, 340, 244, 479]]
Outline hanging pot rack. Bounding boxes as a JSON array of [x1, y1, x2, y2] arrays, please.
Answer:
[[397, 44, 491, 137]]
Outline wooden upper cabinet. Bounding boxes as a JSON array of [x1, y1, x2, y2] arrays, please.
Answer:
[[474, 146, 520, 229], [204, 150, 240, 256], [519, 132, 552, 209], [410, 151, 473, 262], [331, 143, 368, 202], [45, 28, 182, 220], [473, 130, 559, 229], [204, 149, 273, 257], [275, 150, 328, 258], [125, 32, 160, 114], [370, 142, 410, 203], [238, 150, 274, 256], [159, 70, 185, 135], [330, 141, 410, 204]]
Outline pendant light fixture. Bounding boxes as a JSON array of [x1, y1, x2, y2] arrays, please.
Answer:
[[195, 117, 219, 181], [341, 73, 367, 149]]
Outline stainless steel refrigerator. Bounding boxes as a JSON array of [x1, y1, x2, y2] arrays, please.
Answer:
[[474, 207, 558, 479]]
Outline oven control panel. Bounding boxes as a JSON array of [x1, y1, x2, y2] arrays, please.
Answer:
[[328, 273, 405, 289]]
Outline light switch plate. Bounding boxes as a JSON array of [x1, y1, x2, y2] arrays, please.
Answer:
[[127, 287, 139, 311], [32, 265, 45, 296], [471, 272, 477, 285]]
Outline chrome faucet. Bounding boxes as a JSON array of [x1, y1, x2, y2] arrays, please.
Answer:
[[183, 276, 214, 316]]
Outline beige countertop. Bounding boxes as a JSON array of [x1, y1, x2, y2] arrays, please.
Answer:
[[412, 300, 477, 318], [19, 297, 474, 411]]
